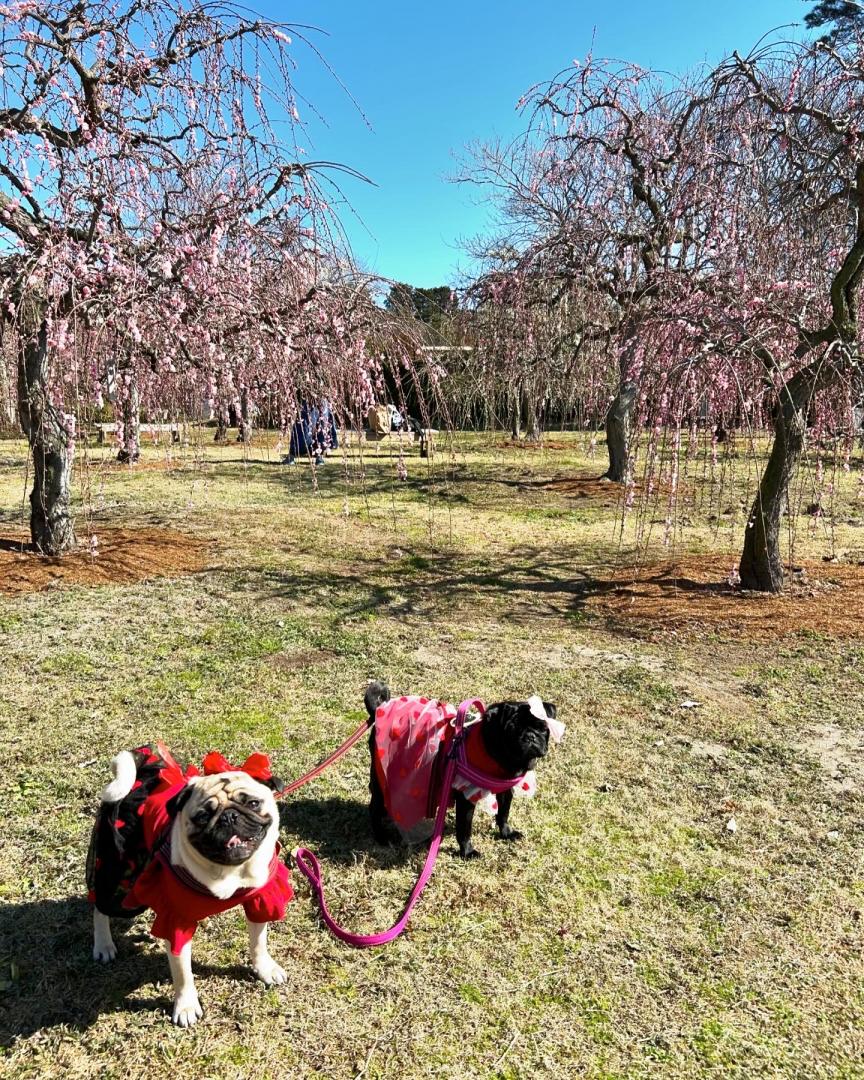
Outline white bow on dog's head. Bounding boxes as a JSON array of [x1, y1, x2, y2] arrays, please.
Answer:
[[527, 694, 565, 744]]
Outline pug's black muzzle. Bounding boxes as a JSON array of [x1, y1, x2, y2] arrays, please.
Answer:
[[191, 806, 272, 865], [508, 730, 548, 772]]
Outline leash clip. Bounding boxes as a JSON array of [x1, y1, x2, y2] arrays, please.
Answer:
[[449, 708, 481, 729]]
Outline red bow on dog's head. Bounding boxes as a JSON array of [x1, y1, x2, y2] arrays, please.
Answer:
[[202, 750, 286, 793], [202, 751, 277, 786], [156, 742, 285, 793]]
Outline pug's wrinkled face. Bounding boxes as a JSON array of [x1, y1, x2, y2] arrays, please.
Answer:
[[176, 774, 277, 866], [482, 701, 556, 776]]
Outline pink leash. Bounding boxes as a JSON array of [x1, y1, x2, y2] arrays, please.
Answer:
[[293, 698, 526, 947], [275, 718, 370, 797]]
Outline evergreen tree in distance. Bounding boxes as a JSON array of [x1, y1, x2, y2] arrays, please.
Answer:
[[384, 284, 458, 330], [804, 1, 864, 43]]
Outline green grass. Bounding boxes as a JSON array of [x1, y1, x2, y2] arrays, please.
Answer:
[[0, 431, 863, 1078]]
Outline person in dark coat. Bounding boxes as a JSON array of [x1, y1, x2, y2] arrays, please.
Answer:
[[284, 402, 324, 464]]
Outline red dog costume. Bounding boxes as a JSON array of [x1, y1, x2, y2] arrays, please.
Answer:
[[86, 745, 294, 955]]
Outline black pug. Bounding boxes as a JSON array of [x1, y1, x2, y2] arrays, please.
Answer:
[[364, 681, 557, 859]]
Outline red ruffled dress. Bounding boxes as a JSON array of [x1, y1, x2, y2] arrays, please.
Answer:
[[87, 746, 294, 955]]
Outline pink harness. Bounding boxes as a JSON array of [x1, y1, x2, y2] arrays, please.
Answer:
[[293, 698, 527, 947]]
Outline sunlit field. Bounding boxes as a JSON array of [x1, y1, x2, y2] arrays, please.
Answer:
[[1, 430, 862, 1079]]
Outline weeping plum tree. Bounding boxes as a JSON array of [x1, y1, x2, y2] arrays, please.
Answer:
[[467, 34, 864, 594], [705, 40, 864, 591], [0, 0, 296, 550], [460, 138, 618, 445], [529, 42, 864, 591], [0, 0, 396, 554], [530, 62, 718, 481], [465, 255, 599, 441], [542, 40, 864, 590], [462, 61, 719, 476]]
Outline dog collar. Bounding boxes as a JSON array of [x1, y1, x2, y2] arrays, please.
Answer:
[[156, 833, 282, 900]]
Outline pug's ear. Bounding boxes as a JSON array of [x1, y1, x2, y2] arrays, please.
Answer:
[[482, 702, 506, 728], [166, 782, 196, 819], [517, 702, 538, 725], [543, 702, 557, 720], [261, 776, 286, 795]]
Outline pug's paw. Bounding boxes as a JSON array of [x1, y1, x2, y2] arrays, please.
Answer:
[[499, 826, 523, 842], [172, 992, 203, 1027], [254, 958, 287, 986], [93, 941, 117, 963]]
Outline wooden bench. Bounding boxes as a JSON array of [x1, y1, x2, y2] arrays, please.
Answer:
[[364, 429, 415, 443], [363, 428, 436, 457]]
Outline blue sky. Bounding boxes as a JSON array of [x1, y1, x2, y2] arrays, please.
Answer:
[[261, 2, 805, 288]]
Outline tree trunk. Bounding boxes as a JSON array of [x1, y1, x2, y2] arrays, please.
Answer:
[[17, 322, 76, 554], [523, 386, 540, 441], [0, 353, 16, 431], [739, 377, 812, 593], [237, 386, 251, 444], [509, 386, 521, 440], [604, 380, 637, 482], [214, 408, 228, 444], [117, 362, 140, 464]]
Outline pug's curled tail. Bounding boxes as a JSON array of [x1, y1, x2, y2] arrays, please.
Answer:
[[100, 750, 137, 804], [364, 680, 390, 722]]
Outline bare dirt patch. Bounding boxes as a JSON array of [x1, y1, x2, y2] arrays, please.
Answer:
[[0, 527, 211, 596], [269, 647, 339, 671], [583, 554, 864, 640], [544, 475, 627, 503], [545, 474, 619, 495], [795, 723, 864, 793], [537, 474, 686, 505]]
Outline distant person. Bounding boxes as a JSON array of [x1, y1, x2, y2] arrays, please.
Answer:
[[283, 403, 320, 465], [367, 404, 389, 434], [387, 403, 405, 432], [366, 402, 421, 438], [317, 400, 338, 455], [283, 401, 339, 465]]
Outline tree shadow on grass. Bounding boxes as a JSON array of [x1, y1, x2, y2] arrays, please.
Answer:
[[0, 504, 30, 532], [200, 457, 566, 509], [255, 545, 598, 625], [0, 897, 272, 1045], [250, 544, 749, 643]]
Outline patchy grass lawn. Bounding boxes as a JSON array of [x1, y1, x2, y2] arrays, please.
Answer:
[[0, 430, 862, 1079]]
